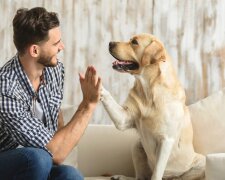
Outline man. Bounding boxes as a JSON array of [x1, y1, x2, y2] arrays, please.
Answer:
[[0, 7, 101, 180]]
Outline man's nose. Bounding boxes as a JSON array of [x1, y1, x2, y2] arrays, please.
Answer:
[[59, 41, 65, 51]]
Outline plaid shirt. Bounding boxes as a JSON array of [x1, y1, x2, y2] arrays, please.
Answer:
[[0, 55, 64, 153]]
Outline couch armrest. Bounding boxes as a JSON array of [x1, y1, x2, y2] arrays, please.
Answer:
[[77, 125, 138, 177], [206, 153, 225, 180]]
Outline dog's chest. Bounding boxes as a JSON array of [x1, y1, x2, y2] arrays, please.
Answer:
[[136, 121, 159, 165], [133, 94, 184, 134], [135, 104, 170, 133], [135, 114, 166, 142]]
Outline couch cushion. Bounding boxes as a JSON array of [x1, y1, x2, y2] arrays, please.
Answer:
[[189, 88, 225, 155], [78, 125, 138, 177]]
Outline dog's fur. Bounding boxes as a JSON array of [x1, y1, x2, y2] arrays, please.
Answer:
[[100, 34, 205, 180]]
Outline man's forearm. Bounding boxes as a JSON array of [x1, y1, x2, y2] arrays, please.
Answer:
[[46, 101, 96, 164], [57, 109, 64, 130]]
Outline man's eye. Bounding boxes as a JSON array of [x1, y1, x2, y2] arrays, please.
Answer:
[[131, 39, 138, 45]]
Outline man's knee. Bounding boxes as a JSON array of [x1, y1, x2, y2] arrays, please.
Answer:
[[28, 148, 52, 167], [50, 165, 83, 180], [21, 147, 52, 177], [0, 147, 52, 179], [63, 166, 83, 180]]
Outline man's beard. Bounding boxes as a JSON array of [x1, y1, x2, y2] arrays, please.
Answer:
[[37, 54, 58, 67]]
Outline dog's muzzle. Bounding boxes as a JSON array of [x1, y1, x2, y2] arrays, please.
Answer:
[[108, 42, 139, 72]]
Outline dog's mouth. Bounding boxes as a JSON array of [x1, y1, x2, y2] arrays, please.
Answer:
[[111, 56, 139, 72]]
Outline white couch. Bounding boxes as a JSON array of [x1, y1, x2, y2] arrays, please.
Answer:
[[62, 88, 225, 180]]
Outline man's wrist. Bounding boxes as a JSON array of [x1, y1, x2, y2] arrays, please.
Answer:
[[79, 100, 97, 112]]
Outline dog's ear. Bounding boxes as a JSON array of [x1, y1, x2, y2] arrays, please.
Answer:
[[141, 41, 166, 66]]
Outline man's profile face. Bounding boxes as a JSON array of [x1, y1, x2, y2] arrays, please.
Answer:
[[37, 27, 64, 67]]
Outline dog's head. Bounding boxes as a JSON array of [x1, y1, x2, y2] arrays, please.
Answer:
[[109, 33, 166, 74]]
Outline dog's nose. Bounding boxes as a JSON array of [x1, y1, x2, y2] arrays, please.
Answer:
[[109, 42, 116, 50]]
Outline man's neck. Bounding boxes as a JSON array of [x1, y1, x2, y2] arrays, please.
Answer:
[[19, 54, 44, 92]]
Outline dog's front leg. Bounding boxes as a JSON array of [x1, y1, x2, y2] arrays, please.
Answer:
[[151, 137, 174, 180], [100, 87, 134, 130]]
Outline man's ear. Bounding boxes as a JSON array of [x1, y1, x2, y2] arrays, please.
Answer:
[[29, 45, 39, 58], [141, 41, 166, 66]]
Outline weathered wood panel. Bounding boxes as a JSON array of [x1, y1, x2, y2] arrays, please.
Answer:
[[0, 0, 225, 124]]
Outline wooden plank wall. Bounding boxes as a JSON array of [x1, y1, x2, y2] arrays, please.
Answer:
[[1, 0, 225, 124]]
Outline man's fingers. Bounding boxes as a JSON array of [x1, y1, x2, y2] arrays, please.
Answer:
[[82, 66, 101, 91], [85, 66, 90, 81], [88, 66, 95, 83], [96, 77, 102, 90], [79, 73, 85, 80], [90, 66, 98, 85]]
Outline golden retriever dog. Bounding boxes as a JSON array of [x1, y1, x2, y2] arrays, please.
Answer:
[[100, 34, 205, 180]]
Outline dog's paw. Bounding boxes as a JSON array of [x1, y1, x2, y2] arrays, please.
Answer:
[[100, 86, 110, 101]]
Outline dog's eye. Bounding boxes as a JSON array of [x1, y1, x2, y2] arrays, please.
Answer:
[[131, 39, 138, 45]]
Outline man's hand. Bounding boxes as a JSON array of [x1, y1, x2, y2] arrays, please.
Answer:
[[79, 66, 101, 108], [46, 66, 102, 164]]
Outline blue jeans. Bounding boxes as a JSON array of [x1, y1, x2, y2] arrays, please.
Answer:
[[0, 147, 83, 180]]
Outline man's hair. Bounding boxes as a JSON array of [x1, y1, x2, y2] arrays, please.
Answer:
[[13, 7, 60, 55]]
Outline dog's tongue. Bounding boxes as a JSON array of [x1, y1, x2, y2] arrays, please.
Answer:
[[112, 60, 133, 66], [112, 59, 139, 71]]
